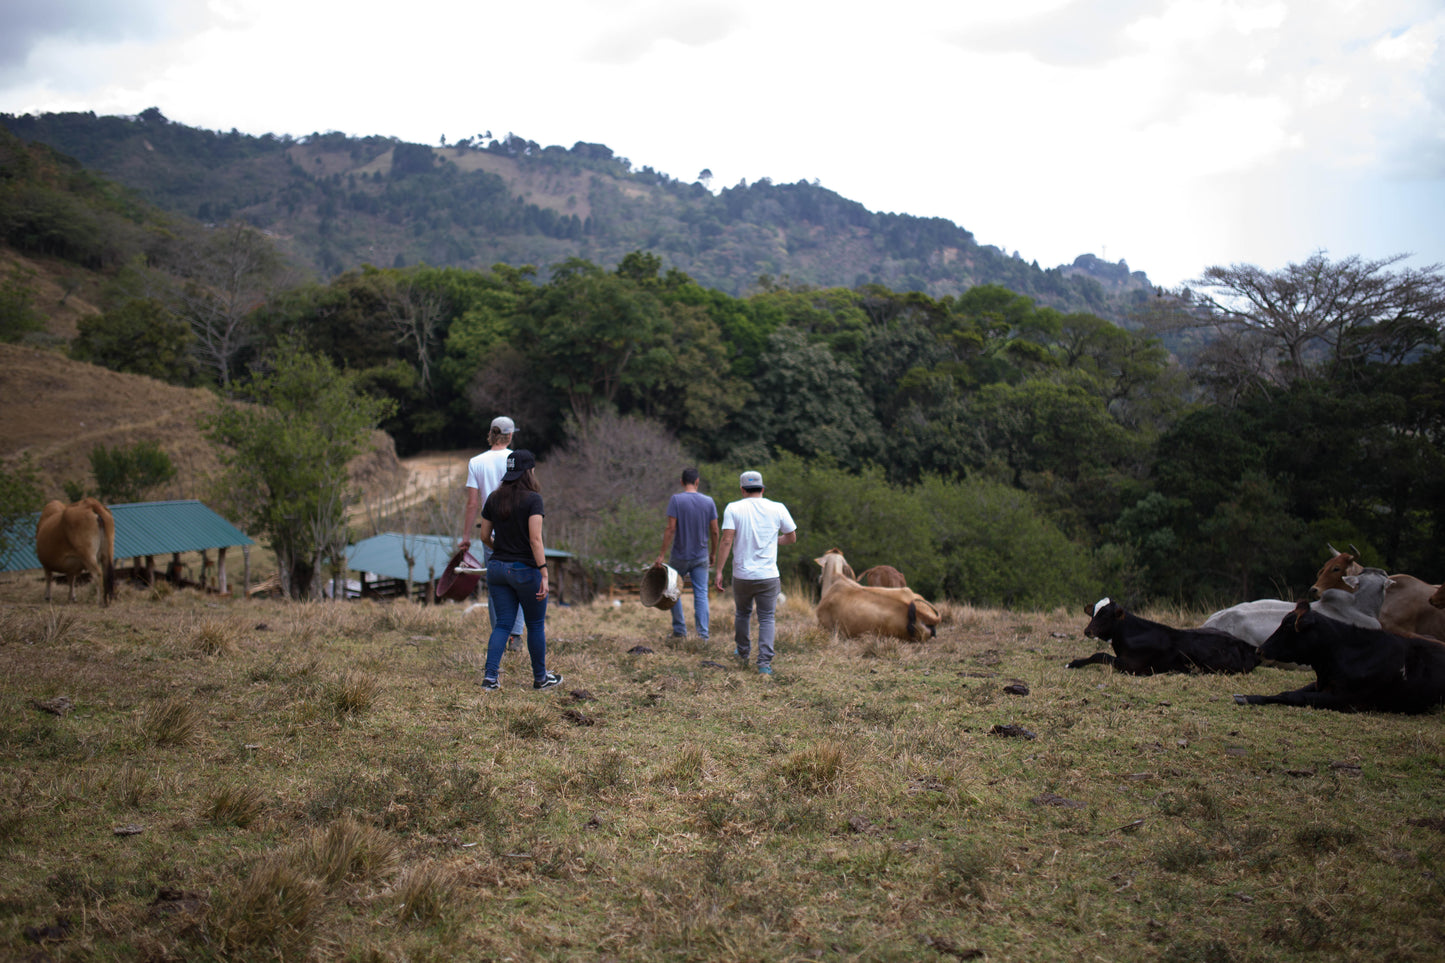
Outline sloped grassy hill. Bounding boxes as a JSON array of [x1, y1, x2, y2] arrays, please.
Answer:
[[0, 344, 403, 510]]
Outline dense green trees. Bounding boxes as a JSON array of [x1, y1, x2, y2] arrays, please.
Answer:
[[202, 247, 1444, 607]]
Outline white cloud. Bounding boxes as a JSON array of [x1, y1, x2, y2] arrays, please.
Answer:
[[0, 0, 1441, 288]]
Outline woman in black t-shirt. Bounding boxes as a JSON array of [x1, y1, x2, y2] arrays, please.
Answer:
[[478, 450, 562, 691]]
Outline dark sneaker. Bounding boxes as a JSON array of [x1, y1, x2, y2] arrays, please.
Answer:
[[758, 664, 773, 676], [734, 648, 749, 663], [482, 678, 501, 691], [534, 671, 563, 690]]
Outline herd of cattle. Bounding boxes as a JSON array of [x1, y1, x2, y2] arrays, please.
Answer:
[[812, 547, 1445, 716], [1068, 550, 1445, 715], [28, 498, 1445, 716]]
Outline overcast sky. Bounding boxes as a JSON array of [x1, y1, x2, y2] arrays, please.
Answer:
[[1, 0, 1441, 288]]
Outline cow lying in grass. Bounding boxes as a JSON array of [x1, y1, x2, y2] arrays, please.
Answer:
[[1234, 601, 1445, 714], [1068, 598, 1260, 675], [1203, 570, 1390, 648], [814, 550, 940, 642], [1311, 550, 1445, 642]]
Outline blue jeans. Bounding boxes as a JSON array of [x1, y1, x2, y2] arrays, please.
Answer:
[[669, 555, 710, 639], [482, 543, 525, 637], [485, 560, 549, 684], [733, 576, 781, 667]]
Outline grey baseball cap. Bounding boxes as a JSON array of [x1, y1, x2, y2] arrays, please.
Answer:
[[739, 470, 763, 489], [491, 416, 516, 434]]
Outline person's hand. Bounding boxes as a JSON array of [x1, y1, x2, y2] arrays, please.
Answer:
[[714, 573, 725, 591], [537, 571, 549, 600], [458, 537, 470, 551], [653, 555, 665, 569]]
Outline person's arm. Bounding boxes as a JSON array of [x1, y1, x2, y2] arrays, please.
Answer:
[[460, 487, 480, 550], [714, 529, 735, 590], [708, 518, 720, 567], [655, 515, 678, 568], [779, 529, 798, 546], [477, 517, 495, 551], [528, 513, 549, 599]]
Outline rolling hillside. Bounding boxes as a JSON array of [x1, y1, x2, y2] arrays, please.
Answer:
[[2, 110, 1155, 318]]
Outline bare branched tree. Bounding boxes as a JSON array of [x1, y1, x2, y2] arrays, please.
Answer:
[[1185, 252, 1445, 393], [179, 221, 293, 392], [385, 280, 447, 393], [542, 412, 689, 578]]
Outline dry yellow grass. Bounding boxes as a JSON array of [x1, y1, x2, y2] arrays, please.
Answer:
[[0, 575, 1442, 962]]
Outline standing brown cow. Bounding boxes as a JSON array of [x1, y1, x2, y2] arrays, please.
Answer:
[[35, 498, 116, 605]]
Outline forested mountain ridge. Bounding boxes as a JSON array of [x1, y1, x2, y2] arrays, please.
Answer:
[[1, 109, 1153, 315]]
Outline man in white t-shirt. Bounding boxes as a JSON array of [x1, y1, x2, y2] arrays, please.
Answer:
[[459, 415, 524, 643], [714, 470, 798, 675]]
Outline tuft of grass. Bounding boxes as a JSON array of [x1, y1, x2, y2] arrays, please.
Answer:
[[142, 696, 199, 747], [933, 842, 996, 903], [204, 781, 266, 828], [304, 817, 400, 888], [110, 763, 150, 809], [213, 854, 323, 954], [655, 744, 709, 788], [772, 740, 853, 795], [190, 616, 240, 656], [330, 670, 381, 717], [392, 860, 458, 925], [858, 634, 900, 660], [505, 705, 555, 740], [1293, 823, 1359, 853]]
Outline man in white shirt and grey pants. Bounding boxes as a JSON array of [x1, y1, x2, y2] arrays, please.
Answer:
[[714, 470, 798, 676]]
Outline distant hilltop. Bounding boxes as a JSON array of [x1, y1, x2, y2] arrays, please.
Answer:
[[2, 110, 1156, 319]]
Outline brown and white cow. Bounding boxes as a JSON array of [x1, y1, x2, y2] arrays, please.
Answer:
[[814, 549, 939, 642], [35, 498, 116, 605]]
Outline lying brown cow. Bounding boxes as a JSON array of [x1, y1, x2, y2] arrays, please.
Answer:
[[36, 498, 116, 606], [1311, 551, 1445, 641], [814, 549, 939, 642], [857, 565, 907, 588]]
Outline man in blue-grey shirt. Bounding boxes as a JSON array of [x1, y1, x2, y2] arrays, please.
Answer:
[[654, 467, 719, 640]]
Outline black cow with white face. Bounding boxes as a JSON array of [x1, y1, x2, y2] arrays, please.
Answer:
[[1068, 598, 1260, 675], [1235, 601, 1445, 714]]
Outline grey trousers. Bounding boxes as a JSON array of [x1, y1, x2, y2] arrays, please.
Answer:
[[732, 576, 781, 666]]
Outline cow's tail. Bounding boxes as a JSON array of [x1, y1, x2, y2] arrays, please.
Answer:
[[95, 502, 116, 604], [907, 601, 919, 641]]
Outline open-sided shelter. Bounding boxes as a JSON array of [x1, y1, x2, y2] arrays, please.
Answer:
[[1, 500, 254, 593]]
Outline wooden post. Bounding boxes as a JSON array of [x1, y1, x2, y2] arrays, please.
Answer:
[[217, 546, 228, 596], [144, 555, 155, 586], [242, 545, 251, 597]]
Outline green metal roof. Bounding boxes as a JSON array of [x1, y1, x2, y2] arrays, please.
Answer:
[[345, 533, 572, 582], [0, 500, 253, 572]]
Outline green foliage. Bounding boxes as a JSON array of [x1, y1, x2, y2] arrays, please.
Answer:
[[0, 265, 45, 342], [752, 453, 1098, 606], [734, 327, 883, 469], [71, 297, 196, 383], [0, 455, 44, 561], [203, 341, 395, 598], [89, 440, 177, 504]]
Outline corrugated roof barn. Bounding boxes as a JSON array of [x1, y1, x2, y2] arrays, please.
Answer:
[[1, 500, 253, 572]]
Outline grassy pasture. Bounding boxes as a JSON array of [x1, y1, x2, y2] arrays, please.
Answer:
[[0, 574, 1441, 962]]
